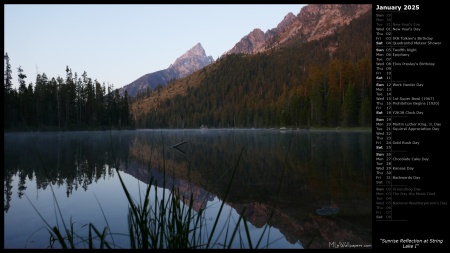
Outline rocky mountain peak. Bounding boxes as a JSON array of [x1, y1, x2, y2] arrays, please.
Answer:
[[224, 4, 372, 56], [169, 43, 207, 68], [294, 4, 372, 42], [277, 12, 296, 31], [119, 42, 214, 98], [168, 43, 214, 77], [224, 28, 266, 55]]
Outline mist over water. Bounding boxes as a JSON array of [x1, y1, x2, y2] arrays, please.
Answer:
[[4, 129, 371, 249]]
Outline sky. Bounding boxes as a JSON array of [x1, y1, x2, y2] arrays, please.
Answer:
[[4, 4, 306, 90]]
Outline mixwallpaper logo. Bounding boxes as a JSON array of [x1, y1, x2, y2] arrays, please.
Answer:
[[328, 241, 372, 249]]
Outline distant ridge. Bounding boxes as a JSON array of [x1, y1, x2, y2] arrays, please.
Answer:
[[119, 43, 214, 97], [224, 4, 372, 55]]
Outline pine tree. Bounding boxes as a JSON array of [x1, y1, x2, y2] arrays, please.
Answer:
[[4, 53, 13, 93], [4, 53, 14, 129], [17, 66, 29, 126]]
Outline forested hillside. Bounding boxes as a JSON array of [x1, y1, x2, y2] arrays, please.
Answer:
[[132, 10, 372, 129], [4, 8, 372, 131]]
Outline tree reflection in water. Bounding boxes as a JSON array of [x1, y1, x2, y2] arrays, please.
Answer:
[[4, 129, 371, 248]]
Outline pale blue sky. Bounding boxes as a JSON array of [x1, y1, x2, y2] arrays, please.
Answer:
[[4, 4, 306, 89]]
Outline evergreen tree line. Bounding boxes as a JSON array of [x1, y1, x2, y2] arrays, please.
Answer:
[[135, 11, 372, 129], [4, 54, 133, 131]]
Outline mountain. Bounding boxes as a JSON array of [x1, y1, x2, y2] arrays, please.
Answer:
[[131, 4, 373, 129], [224, 4, 371, 55], [119, 43, 214, 98], [168, 42, 215, 78]]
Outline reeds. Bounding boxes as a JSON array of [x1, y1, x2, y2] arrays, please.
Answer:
[[26, 131, 281, 249]]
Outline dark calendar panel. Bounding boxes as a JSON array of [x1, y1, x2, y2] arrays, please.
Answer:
[[373, 3, 448, 249]]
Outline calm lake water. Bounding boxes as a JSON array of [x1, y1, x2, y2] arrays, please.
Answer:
[[4, 129, 372, 249]]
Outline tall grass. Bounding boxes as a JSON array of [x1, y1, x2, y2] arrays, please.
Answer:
[[25, 131, 286, 249]]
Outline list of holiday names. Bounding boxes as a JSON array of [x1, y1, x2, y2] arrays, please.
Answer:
[[374, 5, 446, 222]]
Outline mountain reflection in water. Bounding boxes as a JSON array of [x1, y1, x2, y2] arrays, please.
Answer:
[[4, 129, 371, 249]]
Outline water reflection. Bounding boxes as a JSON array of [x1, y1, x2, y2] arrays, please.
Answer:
[[4, 129, 371, 248]]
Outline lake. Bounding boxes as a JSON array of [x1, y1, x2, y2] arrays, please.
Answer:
[[4, 129, 372, 249]]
